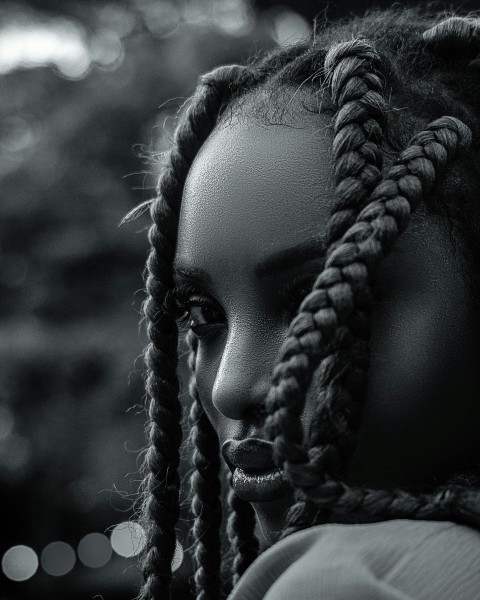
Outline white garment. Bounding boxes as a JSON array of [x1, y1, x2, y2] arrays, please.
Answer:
[[228, 520, 480, 599]]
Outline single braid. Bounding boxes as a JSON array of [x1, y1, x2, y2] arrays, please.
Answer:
[[187, 335, 259, 600], [324, 38, 386, 246], [187, 330, 223, 600], [283, 39, 387, 534], [321, 37, 386, 437], [327, 481, 480, 528], [265, 116, 471, 513], [226, 474, 260, 589], [187, 327, 259, 597], [319, 38, 386, 464], [139, 65, 245, 600]]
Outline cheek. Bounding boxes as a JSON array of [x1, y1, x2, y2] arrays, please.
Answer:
[[300, 295, 457, 434], [300, 235, 480, 487], [367, 292, 454, 429], [350, 281, 480, 486]]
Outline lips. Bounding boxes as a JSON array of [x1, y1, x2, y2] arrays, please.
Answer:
[[222, 438, 291, 502], [222, 438, 276, 472]]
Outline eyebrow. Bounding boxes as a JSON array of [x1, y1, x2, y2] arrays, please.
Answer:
[[255, 236, 326, 276], [172, 265, 214, 285], [173, 236, 326, 283]]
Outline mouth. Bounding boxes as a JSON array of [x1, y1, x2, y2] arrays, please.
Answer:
[[222, 438, 291, 502]]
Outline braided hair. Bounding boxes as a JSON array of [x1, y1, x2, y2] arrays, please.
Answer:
[[138, 8, 480, 600], [138, 65, 248, 600]]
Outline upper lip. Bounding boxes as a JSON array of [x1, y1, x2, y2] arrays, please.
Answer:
[[221, 438, 276, 473]]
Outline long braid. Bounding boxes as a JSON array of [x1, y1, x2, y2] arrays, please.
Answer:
[[187, 332, 259, 599], [283, 39, 387, 534], [265, 115, 471, 523], [187, 330, 223, 600], [226, 476, 260, 589], [328, 481, 480, 528], [139, 65, 244, 600], [324, 39, 386, 245], [313, 39, 386, 471]]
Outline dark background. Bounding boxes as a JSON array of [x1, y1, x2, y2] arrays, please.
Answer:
[[1, 1, 477, 599]]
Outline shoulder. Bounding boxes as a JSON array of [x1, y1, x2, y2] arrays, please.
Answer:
[[228, 520, 480, 600]]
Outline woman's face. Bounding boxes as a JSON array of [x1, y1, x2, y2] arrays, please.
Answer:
[[174, 105, 480, 544]]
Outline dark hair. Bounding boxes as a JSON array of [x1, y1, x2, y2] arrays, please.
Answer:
[[136, 8, 480, 600]]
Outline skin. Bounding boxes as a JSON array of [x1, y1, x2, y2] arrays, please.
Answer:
[[174, 102, 480, 545]]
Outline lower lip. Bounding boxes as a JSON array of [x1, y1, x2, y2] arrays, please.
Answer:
[[232, 467, 291, 502]]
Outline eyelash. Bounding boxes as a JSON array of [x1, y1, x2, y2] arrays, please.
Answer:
[[164, 274, 319, 339], [163, 282, 222, 338]]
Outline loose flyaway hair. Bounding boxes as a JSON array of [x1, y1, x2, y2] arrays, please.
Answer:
[[133, 8, 480, 600]]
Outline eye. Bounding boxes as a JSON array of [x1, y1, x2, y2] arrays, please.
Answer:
[[165, 282, 225, 339], [187, 304, 224, 337]]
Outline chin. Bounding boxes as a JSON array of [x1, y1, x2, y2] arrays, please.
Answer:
[[251, 492, 295, 547]]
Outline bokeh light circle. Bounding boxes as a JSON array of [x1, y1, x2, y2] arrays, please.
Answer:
[[110, 521, 145, 558], [2, 545, 38, 581], [172, 540, 183, 573], [40, 541, 76, 576], [78, 532, 112, 568]]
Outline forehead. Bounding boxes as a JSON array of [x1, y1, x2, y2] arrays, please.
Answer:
[[175, 111, 334, 278]]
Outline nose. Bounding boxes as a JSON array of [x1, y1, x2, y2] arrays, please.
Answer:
[[211, 321, 275, 421]]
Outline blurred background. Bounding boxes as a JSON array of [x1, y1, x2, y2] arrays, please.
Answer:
[[0, 1, 477, 599]]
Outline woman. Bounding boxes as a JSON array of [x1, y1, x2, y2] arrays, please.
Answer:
[[135, 8, 480, 600]]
